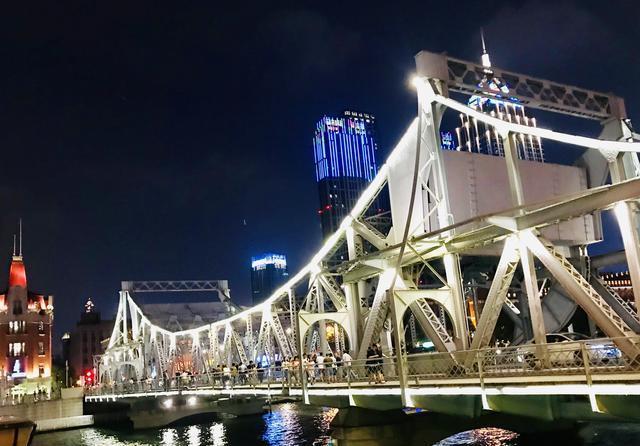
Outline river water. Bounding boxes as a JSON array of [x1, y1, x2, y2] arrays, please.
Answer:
[[32, 403, 640, 446]]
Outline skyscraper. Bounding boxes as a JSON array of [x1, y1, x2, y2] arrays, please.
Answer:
[[251, 253, 289, 305], [442, 33, 544, 162], [313, 110, 380, 238]]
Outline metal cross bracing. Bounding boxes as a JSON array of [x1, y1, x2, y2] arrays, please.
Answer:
[[99, 49, 640, 392]]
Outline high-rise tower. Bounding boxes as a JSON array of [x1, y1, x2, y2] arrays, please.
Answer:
[[250, 253, 289, 305], [442, 32, 544, 162], [313, 110, 380, 238]]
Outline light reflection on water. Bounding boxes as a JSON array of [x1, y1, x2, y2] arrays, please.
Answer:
[[261, 402, 334, 445], [30, 403, 640, 446], [434, 427, 519, 446]]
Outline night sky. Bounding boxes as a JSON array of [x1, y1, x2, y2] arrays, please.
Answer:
[[0, 1, 638, 342]]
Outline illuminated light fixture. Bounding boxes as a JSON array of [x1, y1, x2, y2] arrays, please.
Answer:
[[187, 396, 197, 406], [163, 399, 173, 409], [411, 75, 422, 89], [285, 327, 292, 335]]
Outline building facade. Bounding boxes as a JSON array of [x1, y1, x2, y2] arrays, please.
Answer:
[[68, 298, 114, 383], [0, 252, 54, 396], [313, 110, 381, 239], [251, 253, 289, 305]]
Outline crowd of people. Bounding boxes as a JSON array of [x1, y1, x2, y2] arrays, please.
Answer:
[[97, 344, 391, 394]]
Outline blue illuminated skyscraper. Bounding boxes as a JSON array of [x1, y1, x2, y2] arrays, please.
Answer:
[[250, 253, 289, 305], [313, 110, 381, 238]]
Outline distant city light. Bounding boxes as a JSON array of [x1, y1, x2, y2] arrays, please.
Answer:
[[251, 253, 287, 270]]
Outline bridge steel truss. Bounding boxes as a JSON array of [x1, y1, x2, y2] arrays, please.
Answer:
[[99, 51, 640, 400]]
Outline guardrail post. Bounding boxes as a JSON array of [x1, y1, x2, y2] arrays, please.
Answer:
[[388, 290, 408, 406], [581, 342, 600, 413], [477, 349, 490, 410]]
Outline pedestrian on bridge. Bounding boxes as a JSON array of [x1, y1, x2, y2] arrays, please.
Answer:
[[341, 351, 357, 380], [316, 352, 325, 382]]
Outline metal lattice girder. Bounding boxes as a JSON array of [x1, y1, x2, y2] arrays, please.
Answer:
[[415, 50, 626, 120], [287, 290, 298, 355], [156, 335, 167, 377], [222, 324, 233, 365], [352, 218, 389, 250], [356, 268, 397, 359], [304, 276, 319, 312], [469, 237, 521, 351], [409, 313, 417, 346], [317, 274, 347, 311], [409, 299, 456, 353], [592, 276, 640, 331], [346, 226, 365, 259], [254, 309, 271, 360], [521, 231, 640, 359], [245, 316, 254, 358], [231, 329, 248, 365], [271, 313, 292, 359], [121, 280, 228, 293], [391, 288, 456, 354]]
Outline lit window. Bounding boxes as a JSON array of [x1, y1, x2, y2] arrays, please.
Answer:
[[38, 342, 45, 356], [8, 320, 26, 334], [9, 342, 25, 356], [38, 364, 45, 377]]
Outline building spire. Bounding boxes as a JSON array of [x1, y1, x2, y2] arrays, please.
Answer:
[[12, 234, 16, 257], [18, 218, 22, 257], [480, 28, 491, 68]]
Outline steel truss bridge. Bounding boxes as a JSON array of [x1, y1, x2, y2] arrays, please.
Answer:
[[95, 50, 640, 419]]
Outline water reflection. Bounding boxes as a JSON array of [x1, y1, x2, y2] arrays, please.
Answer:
[[210, 423, 226, 446], [81, 428, 154, 446], [434, 427, 519, 446], [161, 428, 178, 446], [31, 403, 640, 446], [187, 425, 200, 446]]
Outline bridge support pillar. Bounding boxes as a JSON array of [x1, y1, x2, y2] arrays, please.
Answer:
[[330, 406, 407, 428]]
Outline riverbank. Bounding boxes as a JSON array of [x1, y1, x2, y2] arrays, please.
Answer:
[[0, 388, 94, 432]]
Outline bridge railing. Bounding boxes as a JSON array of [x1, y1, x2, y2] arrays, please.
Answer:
[[406, 336, 640, 385], [88, 336, 640, 397]]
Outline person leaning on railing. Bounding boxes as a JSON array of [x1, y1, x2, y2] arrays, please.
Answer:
[[341, 351, 357, 380]]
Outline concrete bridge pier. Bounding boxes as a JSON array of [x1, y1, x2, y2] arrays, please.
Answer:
[[126, 394, 266, 429], [330, 407, 408, 446]]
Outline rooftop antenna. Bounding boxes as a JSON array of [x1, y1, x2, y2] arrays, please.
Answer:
[[18, 218, 22, 257], [12, 234, 16, 257], [480, 28, 492, 68]]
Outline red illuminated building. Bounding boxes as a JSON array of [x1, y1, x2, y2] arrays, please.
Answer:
[[0, 244, 54, 396]]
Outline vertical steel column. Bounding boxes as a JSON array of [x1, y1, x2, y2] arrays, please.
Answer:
[[316, 284, 329, 354], [609, 157, 640, 311], [287, 289, 298, 355], [421, 83, 469, 349], [121, 291, 129, 345], [601, 118, 640, 312], [502, 131, 546, 347], [345, 227, 364, 355], [389, 290, 409, 406]]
